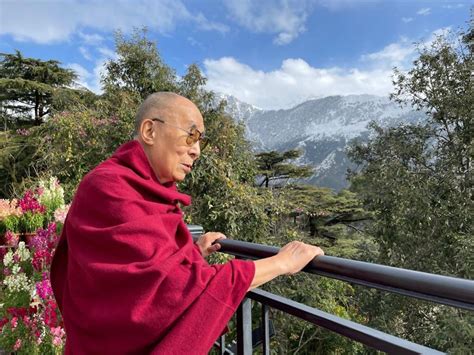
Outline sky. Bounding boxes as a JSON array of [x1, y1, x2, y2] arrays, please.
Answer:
[[0, 0, 471, 110]]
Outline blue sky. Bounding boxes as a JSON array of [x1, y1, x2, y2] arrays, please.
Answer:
[[0, 0, 471, 109]]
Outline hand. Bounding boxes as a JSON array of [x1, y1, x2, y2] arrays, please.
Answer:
[[195, 232, 226, 258], [276, 241, 324, 275]]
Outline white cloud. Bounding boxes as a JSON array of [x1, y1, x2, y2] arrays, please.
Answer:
[[79, 47, 92, 61], [187, 36, 203, 48], [442, 4, 464, 9], [361, 37, 415, 67], [204, 27, 450, 110], [204, 57, 394, 110], [416, 8, 431, 16], [223, 0, 314, 45], [0, 0, 227, 44], [66, 45, 116, 93], [66, 63, 92, 87], [318, 0, 379, 11], [401, 17, 413, 23], [78, 32, 104, 46]]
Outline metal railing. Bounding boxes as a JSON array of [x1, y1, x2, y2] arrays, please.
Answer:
[[187, 225, 474, 354]]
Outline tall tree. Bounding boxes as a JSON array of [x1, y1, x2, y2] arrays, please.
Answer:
[[102, 28, 177, 100], [255, 149, 313, 187], [0, 50, 77, 125], [348, 21, 473, 352]]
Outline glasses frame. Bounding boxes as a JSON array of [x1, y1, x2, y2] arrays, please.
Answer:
[[151, 118, 208, 149]]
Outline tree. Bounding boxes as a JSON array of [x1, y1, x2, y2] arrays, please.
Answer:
[[102, 28, 177, 100], [0, 50, 77, 125], [255, 149, 313, 187], [282, 184, 369, 241], [348, 21, 473, 352]]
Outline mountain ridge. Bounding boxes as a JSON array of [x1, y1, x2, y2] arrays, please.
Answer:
[[215, 93, 424, 190]]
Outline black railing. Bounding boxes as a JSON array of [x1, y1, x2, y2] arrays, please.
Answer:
[[187, 225, 474, 354]]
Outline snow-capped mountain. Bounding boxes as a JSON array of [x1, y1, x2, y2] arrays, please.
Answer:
[[218, 93, 425, 190]]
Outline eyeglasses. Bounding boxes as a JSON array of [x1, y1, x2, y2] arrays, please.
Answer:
[[151, 118, 208, 150]]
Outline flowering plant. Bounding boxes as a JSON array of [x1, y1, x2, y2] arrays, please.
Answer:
[[0, 177, 67, 353], [0, 199, 22, 235], [37, 177, 65, 221], [18, 190, 46, 234], [0, 226, 65, 353]]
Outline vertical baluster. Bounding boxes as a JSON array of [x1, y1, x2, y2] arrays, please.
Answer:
[[237, 297, 252, 355], [262, 304, 270, 355], [219, 334, 226, 355]]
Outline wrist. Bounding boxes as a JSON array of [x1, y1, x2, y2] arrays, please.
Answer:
[[272, 254, 288, 276]]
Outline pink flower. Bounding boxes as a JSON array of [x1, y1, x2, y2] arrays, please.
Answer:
[[16, 128, 30, 136], [13, 339, 22, 351], [54, 205, 70, 224], [0, 199, 21, 219], [36, 278, 53, 300], [5, 231, 19, 247], [18, 190, 45, 214], [11, 316, 18, 329], [22, 315, 31, 327], [31, 223, 57, 252], [32, 249, 52, 271], [51, 326, 66, 346]]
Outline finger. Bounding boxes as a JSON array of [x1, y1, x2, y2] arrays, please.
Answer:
[[207, 244, 221, 254], [211, 235, 226, 244]]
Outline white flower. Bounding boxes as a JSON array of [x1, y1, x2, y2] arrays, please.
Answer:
[[16, 241, 30, 262], [3, 273, 32, 293], [3, 250, 13, 267], [11, 264, 21, 275]]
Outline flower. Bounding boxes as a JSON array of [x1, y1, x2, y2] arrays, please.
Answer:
[[31, 223, 57, 252], [3, 273, 32, 293], [38, 177, 65, 214], [54, 204, 70, 224], [4, 231, 19, 247], [0, 199, 22, 220], [16, 128, 30, 136], [50, 326, 66, 347], [18, 190, 45, 214], [35, 278, 53, 300], [11, 316, 18, 329], [0, 181, 66, 353]]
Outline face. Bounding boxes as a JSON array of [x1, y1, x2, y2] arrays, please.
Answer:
[[140, 97, 205, 184]]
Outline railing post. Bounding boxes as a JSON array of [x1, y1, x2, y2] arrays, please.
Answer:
[[219, 334, 226, 355], [262, 304, 270, 355], [237, 297, 253, 355]]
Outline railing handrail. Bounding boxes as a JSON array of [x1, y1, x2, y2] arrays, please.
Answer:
[[247, 288, 444, 354], [188, 226, 474, 311]]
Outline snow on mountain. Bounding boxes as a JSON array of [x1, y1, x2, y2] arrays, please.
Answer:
[[214, 93, 262, 122], [218, 93, 425, 190]]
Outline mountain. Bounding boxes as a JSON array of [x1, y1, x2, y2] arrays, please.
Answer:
[[217, 93, 425, 190]]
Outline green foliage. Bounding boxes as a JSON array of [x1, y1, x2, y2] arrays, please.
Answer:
[[348, 23, 473, 352], [4, 215, 20, 232], [0, 50, 81, 125], [255, 149, 313, 187], [102, 28, 177, 100], [18, 211, 44, 233]]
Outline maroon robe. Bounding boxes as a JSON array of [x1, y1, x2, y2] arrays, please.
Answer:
[[50, 140, 255, 354]]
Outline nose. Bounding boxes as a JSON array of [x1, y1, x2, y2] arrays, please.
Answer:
[[189, 140, 201, 160]]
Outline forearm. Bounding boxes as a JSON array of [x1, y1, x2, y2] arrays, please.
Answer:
[[248, 255, 285, 291]]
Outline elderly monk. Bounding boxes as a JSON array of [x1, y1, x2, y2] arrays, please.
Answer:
[[50, 92, 324, 354]]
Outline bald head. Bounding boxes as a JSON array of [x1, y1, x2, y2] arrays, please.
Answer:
[[134, 92, 198, 137]]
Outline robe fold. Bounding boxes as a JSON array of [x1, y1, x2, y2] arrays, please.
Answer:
[[50, 140, 255, 354]]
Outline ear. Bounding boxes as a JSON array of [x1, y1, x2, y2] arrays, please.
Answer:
[[140, 119, 155, 146]]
